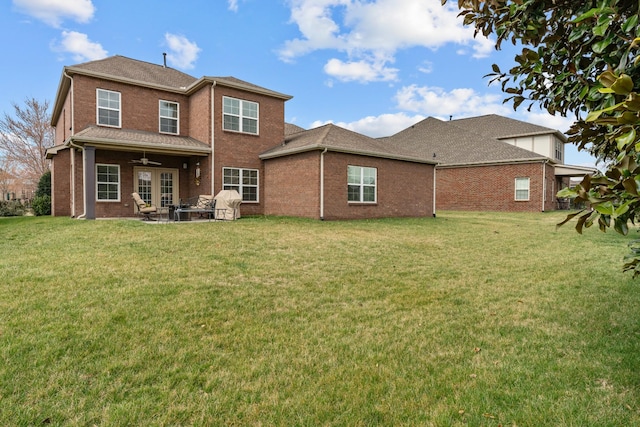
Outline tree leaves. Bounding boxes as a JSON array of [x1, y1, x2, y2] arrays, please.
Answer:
[[444, 0, 640, 276]]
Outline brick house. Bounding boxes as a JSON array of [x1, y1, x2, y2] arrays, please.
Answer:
[[45, 55, 437, 220], [382, 115, 596, 212], [46, 55, 593, 220]]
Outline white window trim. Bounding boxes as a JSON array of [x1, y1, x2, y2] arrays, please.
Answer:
[[554, 140, 563, 162], [515, 177, 530, 201], [222, 167, 259, 203], [96, 89, 121, 128], [348, 165, 377, 204], [159, 100, 179, 135], [222, 96, 259, 135], [96, 164, 121, 202]]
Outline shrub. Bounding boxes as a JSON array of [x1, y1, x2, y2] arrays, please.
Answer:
[[31, 195, 51, 216], [0, 200, 25, 217], [35, 171, 51, 198]]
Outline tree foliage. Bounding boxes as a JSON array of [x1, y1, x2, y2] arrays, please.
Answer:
[[444, 0, 640, 276], [35, 170, 51, 198], [0, 98, 53, 184]]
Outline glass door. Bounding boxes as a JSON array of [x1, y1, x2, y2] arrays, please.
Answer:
[[134, 167, 179, 212]]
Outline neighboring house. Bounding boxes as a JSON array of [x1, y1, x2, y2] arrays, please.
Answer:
[[0, 167, 35, 202], [45, 55, 436, 220], [381, 115, 597, 212]]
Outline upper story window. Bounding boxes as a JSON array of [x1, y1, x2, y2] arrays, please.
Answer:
[[554, 140, 563, 162], [515, 177, 530, 201], [348, 165, 377, 203], [159, 100, 179, 134], [97, 89, 121, 127], [223, 96, 258, 135]]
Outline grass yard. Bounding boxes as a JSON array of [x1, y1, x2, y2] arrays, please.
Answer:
[[1, 211, 639, 426]]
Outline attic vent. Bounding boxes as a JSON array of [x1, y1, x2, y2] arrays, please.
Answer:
[[163, 52, 167, 68]]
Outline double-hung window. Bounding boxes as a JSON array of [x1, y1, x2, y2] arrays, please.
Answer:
[[97, 89, 121, 127], [554, 140, 563, 162], [159, 100, 179, 134], [348, 165, 377, 203], [515, 177, 530, 201], [96, 164, 120, 201], [223, 167, 258, 202], [223, 97, 258, 134]]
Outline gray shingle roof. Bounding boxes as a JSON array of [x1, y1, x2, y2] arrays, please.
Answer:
[[450, 114, 567, 142], [261, 123, 436, 164], [70, 126, 211, 154], [382, 117, 548, 166], [53, 55, 292, 125], [69, 55, 198, 89], [285, 123, 306, 136]]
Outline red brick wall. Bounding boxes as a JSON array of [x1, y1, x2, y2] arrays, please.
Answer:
[[51, 147, 71, 216], [265, 151, 434, 220], [264, 151, 321, 218], [436, 162, 553, 212], [212, 85, 286, 216], [544, 162, 556, 211], [72, 75, 191, 135], [53, 91, 72, 146], [188, 85, 211, 145]]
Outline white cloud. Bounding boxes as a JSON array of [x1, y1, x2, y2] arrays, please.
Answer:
[[324, 57, 398, 82], [228, 0, 239, 12], [54, 30, 107, 62], [418, 61, 433, 74], [394, 84, 510, 118], [311, 112, 425, 137], [13, 0, 95, 28], [164, 33, 201, 70], [279, 0, 493, 82]]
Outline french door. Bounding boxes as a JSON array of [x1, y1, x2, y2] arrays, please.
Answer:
[[134, 167, 179, 211]]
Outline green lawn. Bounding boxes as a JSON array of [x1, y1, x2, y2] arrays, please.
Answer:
[[1, 212, 639, 426]]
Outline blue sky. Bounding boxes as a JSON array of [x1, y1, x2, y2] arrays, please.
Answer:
[[1, 0, 597, 167]]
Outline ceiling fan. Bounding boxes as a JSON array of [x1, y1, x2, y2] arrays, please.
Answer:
[[130, 152, 161, 166]]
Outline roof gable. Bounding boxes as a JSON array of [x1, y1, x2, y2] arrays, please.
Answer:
[[52, 55, 292, 125], [69, 55, 198, 89], [261, 123, 436, 164]]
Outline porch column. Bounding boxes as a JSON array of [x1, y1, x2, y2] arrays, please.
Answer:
[[84, 145, 96, 220]]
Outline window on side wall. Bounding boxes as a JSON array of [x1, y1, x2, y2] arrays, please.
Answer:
[[348, 165, 377, 203], [159, 100, 179, 134], [97, 164, 120, 201], [223, 167, 258, 202], [515, 177, 530, 201], [555, 140, 563, 162], [222, 97, 258, 134], [97, 89, 121, 127]]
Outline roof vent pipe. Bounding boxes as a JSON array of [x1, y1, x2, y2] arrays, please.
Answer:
[[163, 52, 167, 68]]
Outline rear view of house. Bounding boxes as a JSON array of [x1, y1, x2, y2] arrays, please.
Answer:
[[46, 55, 592, 220], [47, 55, 291, 219]]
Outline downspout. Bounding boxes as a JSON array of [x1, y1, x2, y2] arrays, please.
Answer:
[[210, 82, 216, 194], [320, 148, 328, 220], [432, 165, 437, 218], [541, 160, 548, 212], [63, 69, 85, 219], [67, 139, 85, 219]]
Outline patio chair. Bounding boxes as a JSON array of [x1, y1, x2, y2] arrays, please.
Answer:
[[131, 192, 158, 220]]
